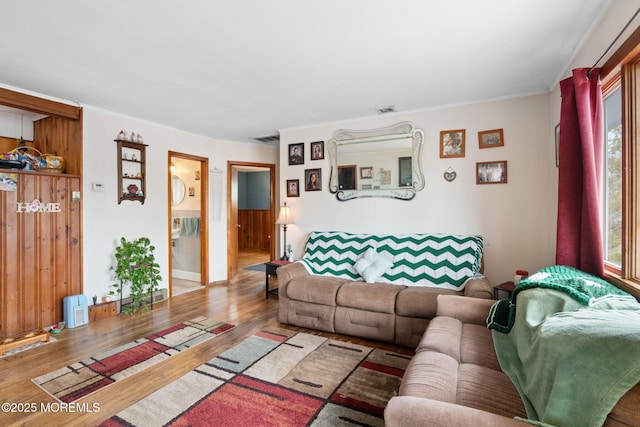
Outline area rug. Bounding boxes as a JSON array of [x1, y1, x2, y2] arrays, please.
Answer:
[[32, 317, 234, 404], [244, 263, 266, 272], [100, 328, 410, 427]]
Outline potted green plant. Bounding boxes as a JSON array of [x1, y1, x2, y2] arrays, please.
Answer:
[[110, 236, 162, 315]]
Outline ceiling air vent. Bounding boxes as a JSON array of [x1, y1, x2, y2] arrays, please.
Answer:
[[376, 105, 396, 114], [253, 133, 280, 143]]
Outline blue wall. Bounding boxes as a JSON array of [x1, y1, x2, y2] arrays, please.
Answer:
[[238, 171, 270, 209]]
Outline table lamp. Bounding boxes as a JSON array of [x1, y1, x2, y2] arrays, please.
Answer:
[[275, 202, 294, 260]]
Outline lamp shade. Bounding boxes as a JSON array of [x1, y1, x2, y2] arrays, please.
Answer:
[[276, 203, 294, 225]]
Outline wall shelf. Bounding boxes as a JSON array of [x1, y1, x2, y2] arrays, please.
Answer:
[[115, 139, 148, 204]]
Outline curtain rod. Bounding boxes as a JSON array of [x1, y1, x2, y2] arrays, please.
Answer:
[[589, 7, 640, 78]]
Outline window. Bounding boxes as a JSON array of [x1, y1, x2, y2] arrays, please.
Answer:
[[603, 86, 622, 268], [601, 29, 640, 296]]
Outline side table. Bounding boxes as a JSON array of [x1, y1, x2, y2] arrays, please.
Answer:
[[265, 260, 291, 299], [493, 281, 515, 300]]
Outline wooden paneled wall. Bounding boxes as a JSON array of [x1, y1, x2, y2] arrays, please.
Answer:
[[34, 114, 83, 175], [0, 172, 82, 338], [238, 209, 271, 250]]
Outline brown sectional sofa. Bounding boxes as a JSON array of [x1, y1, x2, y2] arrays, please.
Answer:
[[277, 266, 492, 348], [384, 294, 640, 426], [277, 231, 493, 348]]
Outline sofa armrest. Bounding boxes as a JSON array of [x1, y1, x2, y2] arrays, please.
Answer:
[[435, 294, 495, 325], [463, 276, 493, 299], [385, 396, 527, 427], [276, 261, 309, 285]]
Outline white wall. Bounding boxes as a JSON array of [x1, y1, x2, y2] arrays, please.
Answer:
[[279, 94, 556, 286], [82, 106, 278, 300]]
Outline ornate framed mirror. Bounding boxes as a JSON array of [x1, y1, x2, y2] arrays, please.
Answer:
[[328, 122, 424, 200]]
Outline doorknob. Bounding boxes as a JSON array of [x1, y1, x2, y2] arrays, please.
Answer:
[[236, 224, 241, 228]]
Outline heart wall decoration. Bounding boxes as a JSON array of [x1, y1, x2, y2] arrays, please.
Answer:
[[443, 167, 457, 182]]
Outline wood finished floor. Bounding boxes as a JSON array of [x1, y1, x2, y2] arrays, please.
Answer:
[[1, 250, 413, 426]]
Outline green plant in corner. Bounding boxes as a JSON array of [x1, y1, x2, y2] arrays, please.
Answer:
[[110, 236, 162, 315]]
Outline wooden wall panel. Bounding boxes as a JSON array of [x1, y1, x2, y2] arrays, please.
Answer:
[[0, 172, 82, 338], [33, 114, 83, 176], [238, 209, 271, 250]]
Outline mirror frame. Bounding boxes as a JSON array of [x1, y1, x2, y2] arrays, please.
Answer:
[[328, 121, 424, 201], [171, 174, 186, 206]]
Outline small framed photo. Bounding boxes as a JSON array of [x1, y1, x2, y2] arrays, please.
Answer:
[[305, 168, 322, 191], [338, 165, 357, 190], [288, 143, 304, 165], [310, 141, 324, 160], [478, 129, 504, 149], [440, 130, 465, 158], [398, 156, 412, 187], [286, 179, 300, 197], [476, 161, 508, 184], [194, 170, 201, 180], [188, 186, 195, 196], [360, 166, 373, 179]]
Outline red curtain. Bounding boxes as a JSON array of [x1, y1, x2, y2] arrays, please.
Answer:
[[556, 68, 604, 277]]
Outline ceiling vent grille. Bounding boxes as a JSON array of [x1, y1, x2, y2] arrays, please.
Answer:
[[376, 105, 396, 114], [253, 133, 280, 143]]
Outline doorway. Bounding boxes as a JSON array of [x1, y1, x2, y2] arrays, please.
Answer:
[[227, 161, 276, 280], [168, 152, 209, 297]]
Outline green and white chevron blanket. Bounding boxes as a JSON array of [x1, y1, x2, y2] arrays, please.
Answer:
[[298, 231, 483, 289]]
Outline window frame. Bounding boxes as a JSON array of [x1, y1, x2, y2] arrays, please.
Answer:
[[601, 26, 640, 298]]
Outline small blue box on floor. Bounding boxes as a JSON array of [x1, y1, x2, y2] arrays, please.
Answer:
[[63, 294, 88, 328]]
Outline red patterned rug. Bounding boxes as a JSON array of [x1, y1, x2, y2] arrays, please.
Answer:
[[32, 317, 234, 403], [100, 328, 410, 427]]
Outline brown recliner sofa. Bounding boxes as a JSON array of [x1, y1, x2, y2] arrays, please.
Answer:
[[384, 294, 640, 426], [276, 262, 492, 348]]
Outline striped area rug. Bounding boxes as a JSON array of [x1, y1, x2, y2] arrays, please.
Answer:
[[101, 328, 410, 427], [32, 317, 234, 403]]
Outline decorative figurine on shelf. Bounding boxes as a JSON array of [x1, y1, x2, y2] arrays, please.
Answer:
[[136, 133, 144, 143], [118, 130, 126, 141], [127, 184, 139, 195], [131, 153, 137, 161], [130, 131, 136, 142]]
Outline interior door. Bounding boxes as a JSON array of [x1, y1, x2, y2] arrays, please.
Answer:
[[227, 161, 276, 281], [228, 166, 239, 280]]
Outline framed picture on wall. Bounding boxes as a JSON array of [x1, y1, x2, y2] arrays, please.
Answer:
[[338, 165, 356, 190], [288, 143, 304, 165], [310, 141, 324, 160], [478, 129, 504, 148], [305, 168, 322, 191], [476, 161, 508, 184], [440, 129, 465, 158], [360, 166, 373, 179], [286, 179, 300, 197]]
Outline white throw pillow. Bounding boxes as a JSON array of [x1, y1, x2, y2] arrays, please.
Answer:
[[354, 248, 393, 283]]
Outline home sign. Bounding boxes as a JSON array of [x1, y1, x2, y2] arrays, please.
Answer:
[[16, 199, 61, 213]]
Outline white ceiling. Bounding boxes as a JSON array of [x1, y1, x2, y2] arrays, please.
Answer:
[[0, 0, 612, 143]]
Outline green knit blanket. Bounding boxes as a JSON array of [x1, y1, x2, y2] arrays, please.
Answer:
[[487, 265, 640, 426], [487, 265, 636, 333]]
